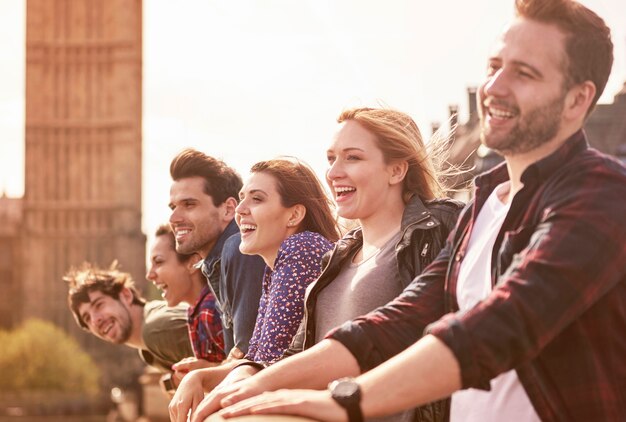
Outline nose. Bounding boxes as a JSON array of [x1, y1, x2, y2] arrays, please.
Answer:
[[235, 199, 249, 218], [326, 159, 344, 183], [169, 206, 182, 226], [482, 68, 509, 99], [91, 310, 103, 329], [146, 264, 156, 282]]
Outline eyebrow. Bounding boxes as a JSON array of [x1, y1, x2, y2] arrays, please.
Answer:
[[489, 57, 544, 79], [169, 197, 198, 207], [248, 189, 268, 196], [327, 147, 365, 154], [81, 296, 103, 320], [511, 60, 543, 78]]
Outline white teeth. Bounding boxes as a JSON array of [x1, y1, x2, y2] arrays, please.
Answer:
[[335, 187, 356, 193], [240, 224, 257, 231], [176, 229, 190, 236], [488, 107, 515, 119]]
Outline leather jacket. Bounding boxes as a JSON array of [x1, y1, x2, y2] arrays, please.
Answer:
[[284, 196, 463, 357], [243, 196, 462, 421]]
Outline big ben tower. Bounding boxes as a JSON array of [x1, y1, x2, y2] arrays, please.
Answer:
[[23, 0, 145, 346]]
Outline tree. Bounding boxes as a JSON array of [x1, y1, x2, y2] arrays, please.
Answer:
[[0, 319, 100, 394]]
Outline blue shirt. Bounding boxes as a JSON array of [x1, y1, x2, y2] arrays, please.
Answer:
[[201, 219, 265, 354]]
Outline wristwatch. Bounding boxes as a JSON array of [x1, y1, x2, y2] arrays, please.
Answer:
[[159, 373, 176, 394], [328, 377, 364, 422]]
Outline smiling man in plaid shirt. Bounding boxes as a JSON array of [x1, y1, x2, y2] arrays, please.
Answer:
[[185, 1, 626, 421]]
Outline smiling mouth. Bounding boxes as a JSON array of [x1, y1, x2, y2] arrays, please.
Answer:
[[155, 283, 168, 297], [174, 228, 191, 241], [483, 99, 518, 122], [488, 106, 516, 119], [240, 224, 257, 234], [335, 187, 356, 198], [100, 319, 115, 337]]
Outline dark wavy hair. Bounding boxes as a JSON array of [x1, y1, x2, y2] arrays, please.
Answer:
[[65, 261, 145, 330], [250, 158, 340, 242], [170, 148, 242, 206]]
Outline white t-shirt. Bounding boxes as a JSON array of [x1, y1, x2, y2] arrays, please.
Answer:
[[450, 182, 540, 422]]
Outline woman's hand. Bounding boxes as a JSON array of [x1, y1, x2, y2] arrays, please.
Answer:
[[189, 364, 262, 422], [169, 369, 206, 422], [219, 389, 346, 422]]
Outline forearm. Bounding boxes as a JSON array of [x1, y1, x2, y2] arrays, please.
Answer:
[[197, 360, 240, 392], [257, 339, 360, 391], [358, 334, 461, 418]]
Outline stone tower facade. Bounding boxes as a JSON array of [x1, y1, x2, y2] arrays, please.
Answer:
[[24, 0, 145, 363]]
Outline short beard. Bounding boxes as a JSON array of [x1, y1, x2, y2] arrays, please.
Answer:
[[481, 92, 565, 156], [115, 308, 133, 344]]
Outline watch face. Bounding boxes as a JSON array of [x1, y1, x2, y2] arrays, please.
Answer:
[[332, 379, 359, 399]]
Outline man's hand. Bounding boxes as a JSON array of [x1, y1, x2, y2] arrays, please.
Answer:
[[189, 364, 261, 422], [172, 357, 219, 387], [218, 389, 346, 422]]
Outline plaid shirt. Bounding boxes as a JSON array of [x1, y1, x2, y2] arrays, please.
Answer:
[[329, 130, 626, 421], [187, 285, 226, 362]]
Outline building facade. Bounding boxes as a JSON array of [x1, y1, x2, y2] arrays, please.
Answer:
[[0, 0, 146, 387]]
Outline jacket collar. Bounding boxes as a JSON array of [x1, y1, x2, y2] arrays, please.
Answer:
[[336, 195, 434, 252], [203, 219, 239, 268], [400, 195, 432, 230]]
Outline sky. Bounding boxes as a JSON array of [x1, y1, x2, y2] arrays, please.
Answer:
[[1, 0, 625, 252]]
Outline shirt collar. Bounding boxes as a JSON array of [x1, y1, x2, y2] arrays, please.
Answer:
[[187, 284, 212, 318], [520, 129, 588, 185], [475, 129, 589, 190]]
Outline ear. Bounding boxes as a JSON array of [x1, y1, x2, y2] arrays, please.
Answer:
[[388, 160, 409, 186], [119, 287, 134, 307], [286, 204, 306, 229], [186, 253, 203, 274], [222, 197, 238, 221], [563, 80, 596, 122]]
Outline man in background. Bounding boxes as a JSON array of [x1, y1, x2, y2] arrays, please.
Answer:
[[66, 262, 193, 380]]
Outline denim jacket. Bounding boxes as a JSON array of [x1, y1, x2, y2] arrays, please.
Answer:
[[200, 220, 265, 354]]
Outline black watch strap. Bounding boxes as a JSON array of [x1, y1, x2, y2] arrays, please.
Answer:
[[344, 402, 364, 422], [329, 378, 364, 422], [232, 360, 267, 372]]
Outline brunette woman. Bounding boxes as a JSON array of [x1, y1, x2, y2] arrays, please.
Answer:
[[236, 158, 339, 363]]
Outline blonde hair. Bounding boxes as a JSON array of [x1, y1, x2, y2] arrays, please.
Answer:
[[337, 107, 445, 203]]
